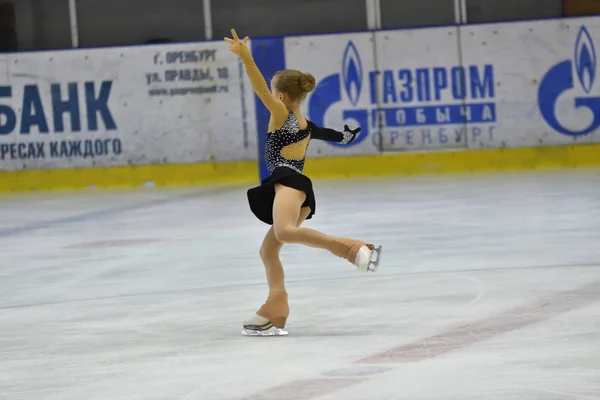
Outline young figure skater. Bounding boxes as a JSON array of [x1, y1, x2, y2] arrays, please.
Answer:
[[224, 29, 382, 336]]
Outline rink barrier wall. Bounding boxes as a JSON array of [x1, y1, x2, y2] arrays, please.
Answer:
[[3, 16, 600, 191], [1, 143, 599, 192], [251, 16, 600, 180]]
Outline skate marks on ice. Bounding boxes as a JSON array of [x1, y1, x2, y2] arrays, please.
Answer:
[[359, 280, 600, 363], [62, 238, 163, 250], [2, 260, 591, 312], [238, 378, 368, 400], [240, 280, 600, 400], [0, 186, 235, 238]]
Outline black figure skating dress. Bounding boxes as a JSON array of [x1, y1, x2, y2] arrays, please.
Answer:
[[247, 111, 358, 225]]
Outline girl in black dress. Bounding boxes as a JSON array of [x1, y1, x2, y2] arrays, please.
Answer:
[[225, 30, 382, 336]]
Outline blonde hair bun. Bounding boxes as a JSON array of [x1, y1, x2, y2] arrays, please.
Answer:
[[298, 73, 316, 93]]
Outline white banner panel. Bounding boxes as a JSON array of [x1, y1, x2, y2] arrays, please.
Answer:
[[461, 17, 600, 148], [0, 41, 256, 171], [373, 27, 477, 151], [285, 32, 380, 156], [285, 27, 488, 156]]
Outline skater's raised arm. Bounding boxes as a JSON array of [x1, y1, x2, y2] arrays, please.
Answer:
[[308, 122, 361, 145], [224, 29, 288, 129]]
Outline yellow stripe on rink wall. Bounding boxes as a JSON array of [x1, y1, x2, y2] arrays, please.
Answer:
[[0, 144, 599, 192], [305, 145, 600, 178], [0, 160, 258, 192], [305, 144, 600, 179]]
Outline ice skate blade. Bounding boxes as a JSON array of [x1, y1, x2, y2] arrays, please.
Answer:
[[241, 327, 289, 336], [367, 245, 382, 272]]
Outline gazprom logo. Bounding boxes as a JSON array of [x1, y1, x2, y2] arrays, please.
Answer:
[[308, 40, 497, 148], [575, 27, 596, 94], [343, 41, 362, 106], [308, 41, 370, 147], [538, 25, 600, 137]]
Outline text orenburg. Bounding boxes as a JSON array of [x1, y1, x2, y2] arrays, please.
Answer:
[[146, 49, 230, 97]]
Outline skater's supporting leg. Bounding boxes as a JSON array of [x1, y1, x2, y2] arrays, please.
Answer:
[[259, 206, 311, 292], [259, 227, 284, 291], [244, 207, 311, 333], [272, 184, 369, 264]]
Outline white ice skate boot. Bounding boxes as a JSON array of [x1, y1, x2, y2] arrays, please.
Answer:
[[354, 244, 383, 272], [241, 290, 289, 337], [241, 314, 289, 336]]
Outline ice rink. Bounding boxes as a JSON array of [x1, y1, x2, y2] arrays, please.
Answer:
[[1, 169, 600, 400]]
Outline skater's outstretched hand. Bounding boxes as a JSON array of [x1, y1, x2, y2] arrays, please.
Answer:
[[224, 29, 251, 58], [307, 122, 362, 144], [342, 124, 361, 144], [226, 28, 288, 130]]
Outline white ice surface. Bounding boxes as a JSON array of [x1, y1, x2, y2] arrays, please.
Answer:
[[1, 169, 599, 400]]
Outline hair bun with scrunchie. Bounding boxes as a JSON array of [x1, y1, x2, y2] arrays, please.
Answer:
[[298, 73, 316, 93]]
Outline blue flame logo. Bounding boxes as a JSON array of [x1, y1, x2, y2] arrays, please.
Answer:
[[538, 24, 600, 137], [342, 41, 363, 106], [575, 26, 596, 94]]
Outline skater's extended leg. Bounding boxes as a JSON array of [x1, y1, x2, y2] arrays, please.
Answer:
[[272, 184, 372, 265]]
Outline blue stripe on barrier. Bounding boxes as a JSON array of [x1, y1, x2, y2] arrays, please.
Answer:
[[250, 38, 286, 181]]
